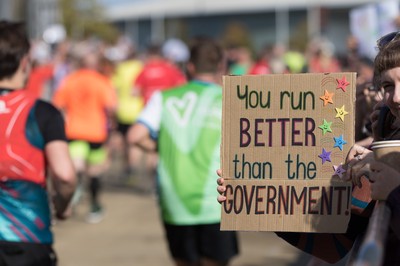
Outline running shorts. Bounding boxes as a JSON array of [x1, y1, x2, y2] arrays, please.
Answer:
[[68, 140, 106, 165], [0, 241, 57, 266], [163, 222, 239, 263]]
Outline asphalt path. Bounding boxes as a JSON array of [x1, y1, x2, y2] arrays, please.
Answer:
[[53, 140, 348, 266], [53, 186, 348, 266]]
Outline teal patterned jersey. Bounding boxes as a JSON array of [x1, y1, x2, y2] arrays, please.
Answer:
[[0, 180, 52, 243]]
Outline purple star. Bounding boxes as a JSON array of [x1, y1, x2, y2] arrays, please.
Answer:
[[318, 148, 332, 164], [333, 164, 346, 179]]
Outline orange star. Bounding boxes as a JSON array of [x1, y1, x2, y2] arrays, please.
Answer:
[[319, 90, 334, 106], [336, 76, 350, 92]]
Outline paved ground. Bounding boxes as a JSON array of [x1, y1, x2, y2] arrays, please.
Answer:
[[53, 140, 349, 266], [53, 185, 349, 266], [53, 188, 292, 266]]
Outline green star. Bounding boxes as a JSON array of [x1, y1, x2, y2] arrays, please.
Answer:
[[318, 119, 333, 135]]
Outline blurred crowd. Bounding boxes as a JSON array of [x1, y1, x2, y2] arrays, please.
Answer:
[[24, 31, 382, 212], [21, 32, 383, 265], [27, 32, 379, 152]]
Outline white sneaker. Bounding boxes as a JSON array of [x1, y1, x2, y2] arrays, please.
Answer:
[[85, 207, 104, 224]]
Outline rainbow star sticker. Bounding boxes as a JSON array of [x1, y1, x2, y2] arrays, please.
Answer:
[[333, 135, 347, 150], [320, 90, 334, 106], [335, 105, 349, 121], [318, 119, 333, 135], [336, 76, 350, 92], [333, 164, 346, 179], [319, 148, 332, 164]]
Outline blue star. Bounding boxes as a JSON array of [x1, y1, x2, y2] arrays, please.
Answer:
[[333, 164, 346, 179], [318, 148, 332, 164], [333, 135, 347, 151]]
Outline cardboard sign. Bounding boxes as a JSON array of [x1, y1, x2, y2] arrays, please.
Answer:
[[221, 73, 356, 233]]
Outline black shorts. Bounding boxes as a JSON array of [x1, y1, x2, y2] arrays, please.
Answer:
[[0, 241, 57, 266], [116, 123, 131, 137], [163, 223, 239, 263]]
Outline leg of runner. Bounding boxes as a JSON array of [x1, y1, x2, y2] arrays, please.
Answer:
[[85, 145, 108, 224]]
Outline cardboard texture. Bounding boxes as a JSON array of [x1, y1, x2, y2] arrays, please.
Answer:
[[221, 73, 356, 233]]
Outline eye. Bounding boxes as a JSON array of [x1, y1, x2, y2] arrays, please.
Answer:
[[382, 83, 394, 93]]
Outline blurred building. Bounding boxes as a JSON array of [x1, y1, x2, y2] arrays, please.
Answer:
[[0, 0, 28, 21], [0, 0, 59, 39], [0, 0, 397, 57], [101, 0, 391, 54], [27, 0, 60, 39]]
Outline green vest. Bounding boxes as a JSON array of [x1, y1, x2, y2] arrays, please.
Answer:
[[158, 81, 222, 225]]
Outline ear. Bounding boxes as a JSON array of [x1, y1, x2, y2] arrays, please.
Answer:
[[20, 55, 31, 72], [186, 62, 195, 76], [217, 61, 227, 75]]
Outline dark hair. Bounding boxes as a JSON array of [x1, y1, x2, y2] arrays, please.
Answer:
[[374, 39, 400, 88], [147, 43, 161, 56], [189, 37, 223, 73], [359, 56, 374, 68], [0, 21, 30, 80]]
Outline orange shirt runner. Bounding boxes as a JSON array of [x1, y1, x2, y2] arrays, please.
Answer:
[[53, 69, 116, 143]]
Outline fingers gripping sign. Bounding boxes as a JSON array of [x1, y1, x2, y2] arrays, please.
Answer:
[[345, 144, 369, 164], [216, 170, 226, 203], [369, 161, 400, 200], [345, 144, 373, 187], [354, 162, 372, 183]]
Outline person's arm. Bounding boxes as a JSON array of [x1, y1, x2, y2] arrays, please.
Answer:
[[368, 161, 400, 200], [127, 91, 161, 152], [45, 140, 76, 219], [275, 210, 369, 263], [36, 100, 76, 219], [355, 136, 373, 148], [127, 123, 157, 152], [387, 186, 400, 238]]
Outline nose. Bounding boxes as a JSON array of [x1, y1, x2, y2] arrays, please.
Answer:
[[393, 86, 400, 104]]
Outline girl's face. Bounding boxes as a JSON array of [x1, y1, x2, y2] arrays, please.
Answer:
[[381, 67, 400, 118]]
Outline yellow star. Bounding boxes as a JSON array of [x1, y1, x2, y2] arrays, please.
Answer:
[[319, 90, 334, 106], [335, 105, 349, 121]]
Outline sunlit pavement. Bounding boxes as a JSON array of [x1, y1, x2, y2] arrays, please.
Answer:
[[54, 143, 347, 266], [53, 186, 348, 266]]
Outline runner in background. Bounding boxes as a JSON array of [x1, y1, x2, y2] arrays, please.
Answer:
[[247, 44, 271, 75], [131, 43, 187, 188], [25, 40, 73, 101], [228, 46, 253, 75], [109, 44, 145, 185], [133, 43, 186, 105], [24, 40, 54, 99], [0, 20, 76, 265], [128, 37, 238, 266], [53, 48, 116, 224], [162, 38, 190, 73], [98, 55, 118, 137], [307, 37, 341, 73]]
